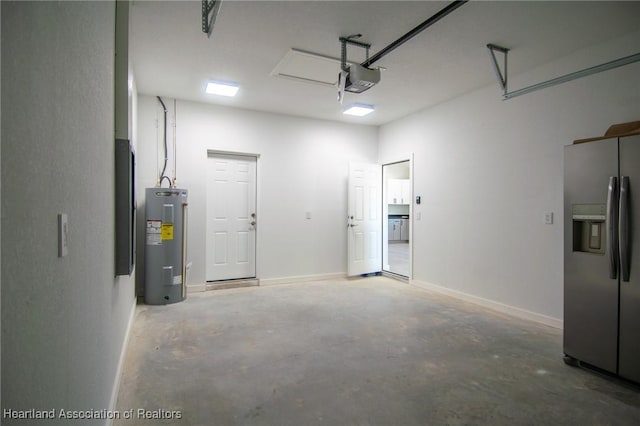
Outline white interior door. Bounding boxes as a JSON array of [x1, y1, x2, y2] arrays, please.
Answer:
[[206, 154, 257, 281], [348, 162, 382, 276]]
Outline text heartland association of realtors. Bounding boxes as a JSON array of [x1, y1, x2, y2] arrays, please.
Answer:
[[3, 408, 182, 420]]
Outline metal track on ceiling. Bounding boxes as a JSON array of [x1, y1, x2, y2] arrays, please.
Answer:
[[487, 44, 640, 100]]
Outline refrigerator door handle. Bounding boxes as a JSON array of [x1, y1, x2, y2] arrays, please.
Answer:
[[607, 176, 619, 279], [619, 176, 631, 282]]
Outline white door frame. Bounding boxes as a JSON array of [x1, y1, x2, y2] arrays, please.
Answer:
[[206, 149, 260, 280], [382, 153, 413, 279]]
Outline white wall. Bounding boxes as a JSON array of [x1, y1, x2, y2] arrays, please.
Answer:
[[1, 2, 136, 424], [379, 30, 640, 323], [136, 97, 378, 287], [0, 0, 3, 407]]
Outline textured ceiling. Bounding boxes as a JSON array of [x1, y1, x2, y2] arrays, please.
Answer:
[[131, 1, 640, 125]]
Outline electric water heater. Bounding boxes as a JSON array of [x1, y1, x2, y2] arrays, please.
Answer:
[[144, 188, 188, 305]]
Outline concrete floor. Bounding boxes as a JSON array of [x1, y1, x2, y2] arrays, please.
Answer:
[[115, 277, 640, 425]]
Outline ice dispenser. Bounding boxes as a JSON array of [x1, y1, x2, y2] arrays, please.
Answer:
[[572, 204, 606, 254]]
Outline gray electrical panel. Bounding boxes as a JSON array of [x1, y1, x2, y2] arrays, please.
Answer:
[[115, 139, 136, 276], [145, 188, 188, 305]]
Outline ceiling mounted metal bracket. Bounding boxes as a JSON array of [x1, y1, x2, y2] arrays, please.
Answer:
[[488, 43, 640, 100], [487, 44, 509, 96], [337, 35, 373, 104], [339, 35, 371, 71], [202, 0, 222, 38]]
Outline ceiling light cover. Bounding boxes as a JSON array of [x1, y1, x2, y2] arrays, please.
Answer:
[[205, 80, 240, 97], [343, 103, 375, 117]]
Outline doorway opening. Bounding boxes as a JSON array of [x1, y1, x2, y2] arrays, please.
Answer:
[[382, 160, 411, 278]]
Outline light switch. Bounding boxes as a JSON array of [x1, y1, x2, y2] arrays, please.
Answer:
[[305, 211, 312, 220], [58, 213, 68, 257], [544, 212, 554, 225]]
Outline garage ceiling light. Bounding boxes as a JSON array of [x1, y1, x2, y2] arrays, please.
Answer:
[[343, 103, 375, 117], [205, 80, 240, 97]]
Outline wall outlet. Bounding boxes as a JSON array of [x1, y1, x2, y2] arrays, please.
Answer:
[[58, 213, 68, 257], [544, 211, 553, 225]]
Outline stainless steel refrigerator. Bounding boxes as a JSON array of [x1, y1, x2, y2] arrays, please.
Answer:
[[564, 130, 640, 383]]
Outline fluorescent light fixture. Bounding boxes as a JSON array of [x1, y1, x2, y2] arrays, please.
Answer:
[[343, 103, 375, 117], [205, 80, 239, 97]]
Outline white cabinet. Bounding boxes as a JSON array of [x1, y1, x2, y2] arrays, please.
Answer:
[[389, 219, 402, 241], [401, 180, 410, 204], [400, 218, 409, 241], [388, 179, 410, 205], [388, 180, 401, 204], [389, 218, 410, 241]]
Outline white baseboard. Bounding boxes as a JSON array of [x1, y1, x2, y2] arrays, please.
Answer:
[[187, 282, 206, 293], [107, 295, 137, 426], [187, 272, 347, 292], [260, 272, 346, 286], [410, 279, 563, 329]]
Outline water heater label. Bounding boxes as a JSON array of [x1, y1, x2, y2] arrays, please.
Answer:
[[161, 223, 174, 240], [146, 220, 162, 245]]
